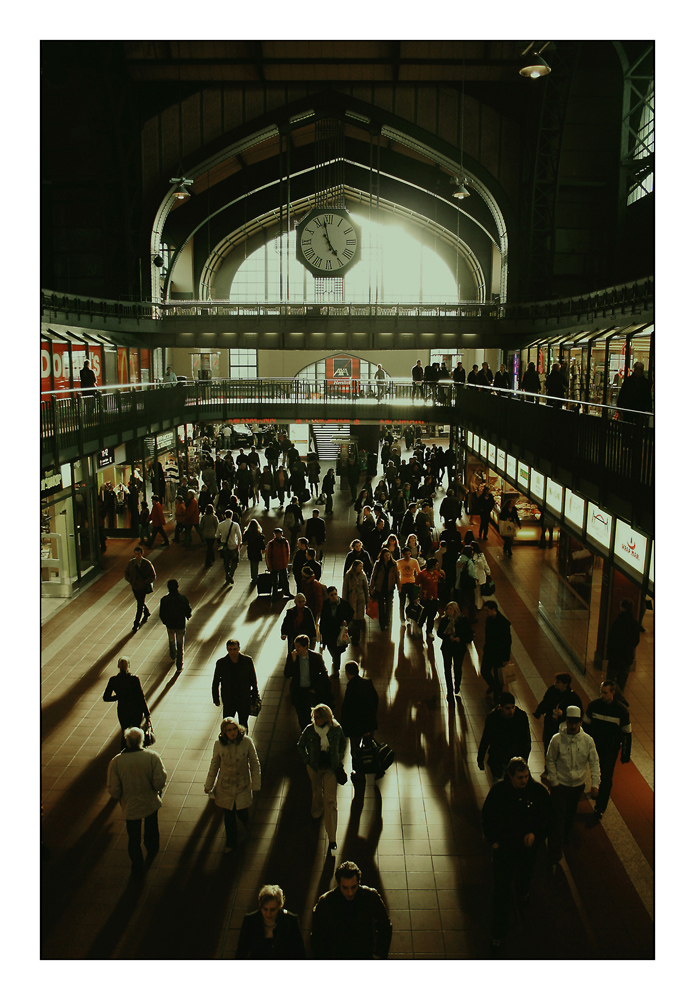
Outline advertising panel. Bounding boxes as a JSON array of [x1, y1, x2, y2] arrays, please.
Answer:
[[505, 453, 515, 480], [480, 438, 488, 460], [473, 434, 479, 452], [613, 519, 647, 581], [466, 430, 473, 449], [497, 447, 506, 471], [586, 501, 612, 552], [517, 461, 529, 489], [488, 443, 496, 465], [546, 477, 563, 515], [41, 342, 103, 397], [530, 469, 545, 502], [564, 489, 586, 530]]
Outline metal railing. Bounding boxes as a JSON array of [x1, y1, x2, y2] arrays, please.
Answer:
[[41, 378, 654, 511], [41, 276, 653, 325]]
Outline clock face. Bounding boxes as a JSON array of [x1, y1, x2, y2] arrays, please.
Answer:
[[296, 210, 360, 276]]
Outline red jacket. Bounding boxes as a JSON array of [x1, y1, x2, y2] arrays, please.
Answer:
[[266, 536, 290, 570], [148, 501, 166, 527], [415, 568, 443, 601], [181, 497, 199, 526]]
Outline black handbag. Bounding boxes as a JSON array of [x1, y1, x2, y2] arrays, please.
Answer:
[[481, 577, 496, 596], [143, 719, 156, 746], [248, 694, 262, 718]]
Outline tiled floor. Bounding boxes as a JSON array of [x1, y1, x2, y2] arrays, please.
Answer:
[[40, 449, 654, 961]]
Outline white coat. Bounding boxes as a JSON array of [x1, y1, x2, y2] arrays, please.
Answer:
[[546, 722, 600, 789], [107, 747, 167, 820], [205, 735, 261, 810]]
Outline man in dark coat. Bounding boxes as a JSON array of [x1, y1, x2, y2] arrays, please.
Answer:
[[79, 358, 97, 394], [481, 600, 512, 702], [544, 363, 567, 407], [305, 508, 326, 557], [493, 364, 511, 390], [158, 579, 192, 672], [311, 860, 392, 959], [411, 358, 424, 398], [439, 488, 461, 526], [605, 599, 641, 694], [319, 586, 354, 674], [341, 660, 379, 771], [583, 680, 632, 820], [533, 672, 583, 754], [211, 639, 259, 727], [477, 486, 496, 541], [616, 361, 652, 416], [124, 546, 156, 633], [481, 757, 553, 956], [284, 634, 331, 729], [477, 692, 531, 781], [321, 468, 336, 514]]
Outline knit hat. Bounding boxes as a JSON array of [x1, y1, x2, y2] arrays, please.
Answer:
[[565, 706, 581, 719]]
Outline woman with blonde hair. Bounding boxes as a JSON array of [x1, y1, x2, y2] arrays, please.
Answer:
[[436, 601, 474, 701], [204, 717, 261, 853], [236, 883, 306, 959], [297, 704, 346, 853]]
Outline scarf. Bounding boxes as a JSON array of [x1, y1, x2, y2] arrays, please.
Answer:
[[313, 722, 330, 750]]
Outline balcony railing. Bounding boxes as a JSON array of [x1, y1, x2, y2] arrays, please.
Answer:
[[40, 276, 653, 326]]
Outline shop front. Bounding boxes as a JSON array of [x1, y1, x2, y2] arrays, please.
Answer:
[[41, 458, 98, 597]]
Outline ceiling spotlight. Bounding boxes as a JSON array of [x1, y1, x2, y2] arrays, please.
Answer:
[[520, 45, 551, 79], [452, 178, 471, 200]]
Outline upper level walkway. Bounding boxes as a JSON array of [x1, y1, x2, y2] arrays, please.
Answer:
[[41, 278, 654, 349], [42, 378, 654, 535]]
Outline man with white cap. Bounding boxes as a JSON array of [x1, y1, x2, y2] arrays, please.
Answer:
[[545, 704, 600, 867]]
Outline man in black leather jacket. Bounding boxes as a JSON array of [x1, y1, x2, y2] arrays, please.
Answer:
[[311, 861, 392, 959]]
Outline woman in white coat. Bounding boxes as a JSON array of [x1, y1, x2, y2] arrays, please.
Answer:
[[471, 540, 491, 611], [204, 718, 261, 853]]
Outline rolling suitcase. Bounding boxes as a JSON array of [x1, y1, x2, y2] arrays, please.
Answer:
[[255, 572, 272, 597], [352, 736, 395, 780]]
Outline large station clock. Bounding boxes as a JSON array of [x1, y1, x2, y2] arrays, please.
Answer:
[[295, 208, 361, 277]]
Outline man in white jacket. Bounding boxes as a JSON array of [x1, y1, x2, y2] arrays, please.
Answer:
[[107, 726, 167, 878], [545, 705, 600, 866]]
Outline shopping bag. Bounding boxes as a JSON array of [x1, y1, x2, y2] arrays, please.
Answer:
[[500, 661, 517, 687], [366, 597, 379, 620]]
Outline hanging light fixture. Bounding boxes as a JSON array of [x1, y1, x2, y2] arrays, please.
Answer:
[[451, 48, 471, 202], [520, 42, 552, 78], [169, 177, 194, 201]]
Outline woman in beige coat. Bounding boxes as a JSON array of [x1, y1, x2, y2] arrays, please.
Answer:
[[204, 718, 261, 853]]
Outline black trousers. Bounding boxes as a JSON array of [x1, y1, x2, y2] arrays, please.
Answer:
[[149, 525, 169, 546], [223, 805, 249, 848], [125, 810, 159, 871], [595, 743, 619, 814], [132, 589, 150, 627], [481, 657, 503, 702], [442, 645, 465, 695], [222, 702, 250, 729], [491, 845, 537, 939], [548, 784, 585, 862]]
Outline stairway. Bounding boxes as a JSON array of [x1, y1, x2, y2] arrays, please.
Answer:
[[311, 423, 351, 462]]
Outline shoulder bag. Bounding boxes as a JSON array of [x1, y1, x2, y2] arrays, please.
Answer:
[[143, 719, 156, 746]]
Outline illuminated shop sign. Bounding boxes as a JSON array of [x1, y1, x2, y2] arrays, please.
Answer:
[[497, 447, 506, 471], [530, 469, 545, 502], [546, 478, 563, 515], [466, 430, 473, 449], [41, 469, 63, 497], [648, 543, 654, 589], [613, 519, 647, 581], [488, 443, 496, 465], [505, 454, 515, 480], [480, 438, 488, 460], [473, 434, 480, 452], [517, 462, 529, 488], [564, 489, 585, 530], [97, 448, 114, 469], [586, 501, 612, 551]]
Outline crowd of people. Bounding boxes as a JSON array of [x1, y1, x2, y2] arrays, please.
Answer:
[[102, 417, 638, 959]]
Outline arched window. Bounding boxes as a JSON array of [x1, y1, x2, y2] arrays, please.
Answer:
[[626, 79, 654, 206], [229, 213, 458, 304]]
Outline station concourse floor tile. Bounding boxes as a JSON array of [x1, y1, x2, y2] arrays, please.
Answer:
[[41, 445, 654, 961]]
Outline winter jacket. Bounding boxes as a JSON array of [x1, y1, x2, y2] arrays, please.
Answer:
[[280, 606, 317, 646], [340, 675, 379, 737], [211, 654, 259, 711], [533, 685, 583, 745], [236, 908, 306, 960], [546, 723, 600, 788], [158, 590, 192, 630], [124, 557, 155, 594], [477, 706, 532, 772], [481, 773, 553, 851], [181, 496, 199, 526], [205, 735, 261, 810], [472, 551, 491, 584], [297, 721, 346, 772], [312, 884, 392, 960], [369, 559, 398, 596], [148, 501, 166, 527], [437, 613, 474, 652], [583, 698, 632, 761], [342, 568, 370, 620], [199, 511, 219, 539], [319, 598, 354, 648], [107, 746, 167, 820], [266, 536, 291, 570], [606, 610, 641, 668], [242, 527, 266, 561], [482, 612, 512, 665], [343, 548, 373, 578], [415, 567, 443, 601]]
